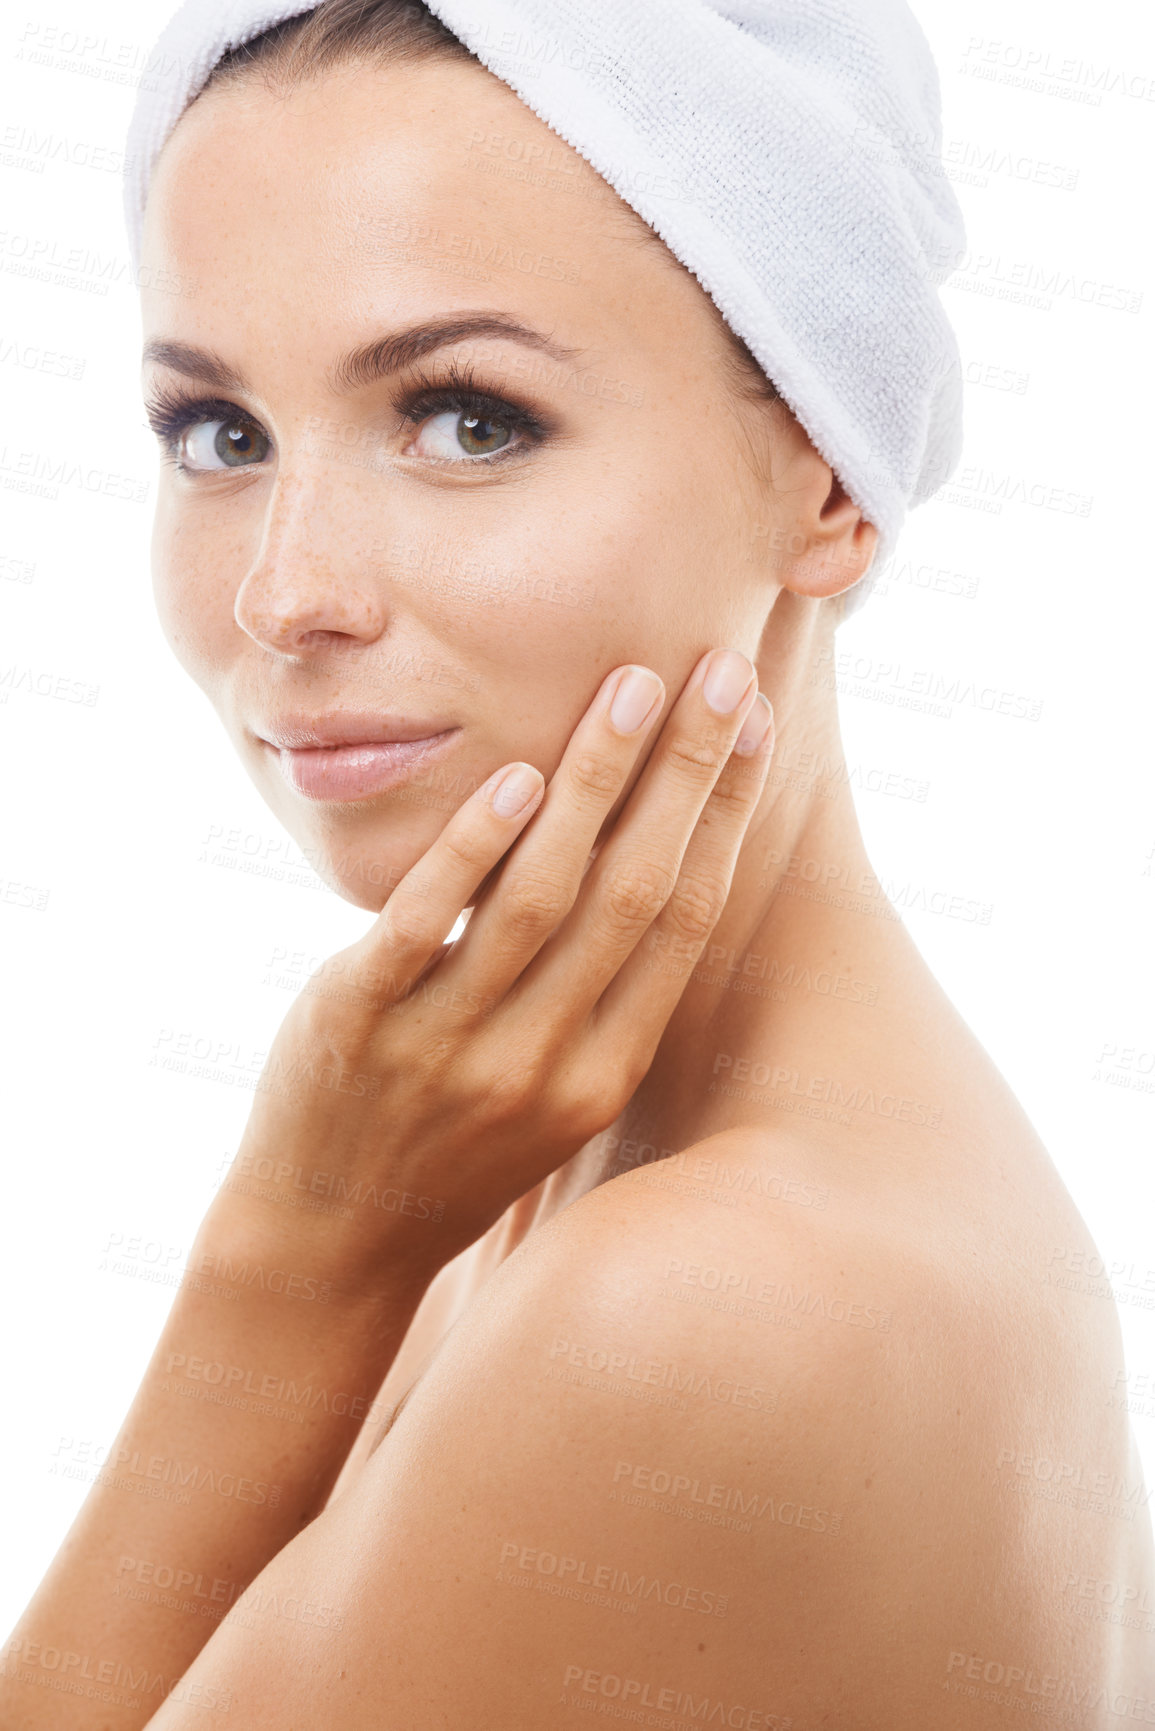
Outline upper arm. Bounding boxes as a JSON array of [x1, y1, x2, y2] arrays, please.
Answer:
[[142, 1138, 920, 1727]]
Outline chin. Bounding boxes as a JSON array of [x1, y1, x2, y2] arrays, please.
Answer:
[[254, 767, 455, 912], [303, 835, 415, 912], [325, 873, 394, 914]]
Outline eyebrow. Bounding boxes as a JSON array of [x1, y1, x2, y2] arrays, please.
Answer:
[[141, 314, 585, 394]]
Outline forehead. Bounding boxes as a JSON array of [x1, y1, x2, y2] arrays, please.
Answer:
[[140, 55, 684, 354]]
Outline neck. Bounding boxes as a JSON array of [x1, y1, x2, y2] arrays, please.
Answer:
[[615, 597, 882, 1159], [496, 594, 932, 1243]]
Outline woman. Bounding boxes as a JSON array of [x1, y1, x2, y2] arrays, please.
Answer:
[[3, 0, 1151, 1724]]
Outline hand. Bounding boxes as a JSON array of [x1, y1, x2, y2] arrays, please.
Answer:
[[226, 648, 775, 1285]]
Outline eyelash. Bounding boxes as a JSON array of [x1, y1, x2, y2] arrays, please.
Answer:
[[142, 360, 551, 475]]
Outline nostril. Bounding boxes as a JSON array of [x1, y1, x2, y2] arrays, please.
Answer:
[[234, 577, 387, 656]]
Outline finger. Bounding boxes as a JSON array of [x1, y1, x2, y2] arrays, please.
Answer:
[[502, 651, 763, 1014], [342, 760, 546, 1001], [435, 661, 670, 1000], [591, 693, 774, 1057]]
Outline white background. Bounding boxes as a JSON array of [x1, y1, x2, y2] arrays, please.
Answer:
[[1, 0, 1152, 1633]]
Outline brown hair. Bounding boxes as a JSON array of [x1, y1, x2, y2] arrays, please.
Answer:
[[202, 0, 477, 89], [201, 0, 779, 407]]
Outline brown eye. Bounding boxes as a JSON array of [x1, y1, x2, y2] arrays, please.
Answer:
[[410, 408, 516, 461], [181, 417, 271, 471], [457, 413, 512, 456]]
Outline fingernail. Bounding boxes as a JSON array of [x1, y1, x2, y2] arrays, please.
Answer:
[[734, 693, 774, 756], [608, 666, 664, 735], [703, 649, 755, 715], [489, 762, 543, 817]]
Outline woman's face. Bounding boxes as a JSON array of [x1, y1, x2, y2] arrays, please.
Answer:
[[141, 54, 798, 908]]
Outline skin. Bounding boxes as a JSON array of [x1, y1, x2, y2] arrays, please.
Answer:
[[4, 48, 1152, 1731]]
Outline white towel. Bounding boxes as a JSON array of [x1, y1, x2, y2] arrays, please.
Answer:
[[123, 0, 967, 616]]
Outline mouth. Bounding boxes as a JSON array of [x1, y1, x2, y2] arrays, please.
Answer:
[[256, 713, 462, 802]]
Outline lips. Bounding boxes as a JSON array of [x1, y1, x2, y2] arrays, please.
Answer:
[[256, 712, 462, 802], [258, 712, 457, 751]]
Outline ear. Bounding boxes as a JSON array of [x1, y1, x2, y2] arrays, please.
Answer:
[[787, 468, 880, 599], [749, 408, 879, 600]]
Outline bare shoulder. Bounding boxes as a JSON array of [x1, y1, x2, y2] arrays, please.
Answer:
[[550, 1126, 1155, 1701], [148, 1129, 919, 1725], [553, 1121, 927, 1362], [148, 1126, 1153, 1728]]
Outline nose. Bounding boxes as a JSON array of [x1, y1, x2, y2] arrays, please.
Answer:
[[233, 471, 387, 657]]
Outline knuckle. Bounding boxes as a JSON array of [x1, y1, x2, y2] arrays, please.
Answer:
[[708, 761, 758, 810], [617, 1044, 656, 1100], [569, 749, 624, 802], [665, 730, 725, 781], [382, 904, 438, 951], [664, 872, 728, 943], [483, 1061, 536, 1118], [581, 1041, 653, 1115], [502, 872, 572, 938], [557, 1085, 612, 1143], [551, 1061, 619, 1138], [601, 858, 675, 929], [441, 825, 491, 875]]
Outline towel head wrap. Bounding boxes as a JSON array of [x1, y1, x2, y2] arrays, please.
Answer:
[[123, 0, 967, 616]]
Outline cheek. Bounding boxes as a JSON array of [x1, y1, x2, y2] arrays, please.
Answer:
[[395, 477, 709, 678], [150, 496, 245, 690]]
